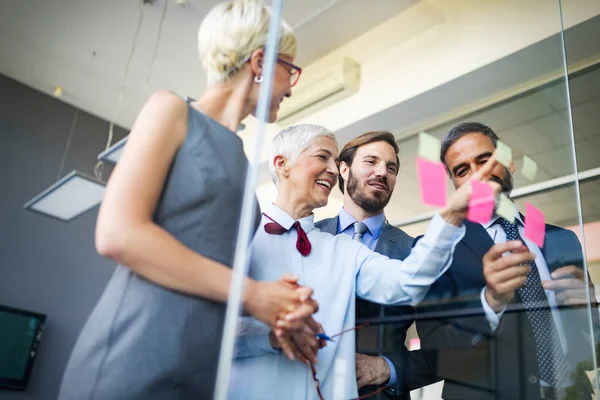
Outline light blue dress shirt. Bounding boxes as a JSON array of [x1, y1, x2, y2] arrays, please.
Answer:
[[480, 202, 568, 387], [337, 208, 398, 386], [230, 203, 465, 400]]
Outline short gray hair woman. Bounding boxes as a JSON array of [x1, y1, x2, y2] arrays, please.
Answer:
[[58, 1, 314, 399]]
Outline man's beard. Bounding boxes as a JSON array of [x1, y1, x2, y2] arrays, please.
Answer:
[[346, 169, 393, 214], [489, 167, 514, 195]]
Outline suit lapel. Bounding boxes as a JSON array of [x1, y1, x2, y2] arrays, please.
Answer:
[[462, 221, 495, 259], [375, 223, 412, 260]]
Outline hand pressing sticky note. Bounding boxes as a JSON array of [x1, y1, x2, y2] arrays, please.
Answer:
[[467, 180, 495, 224], [495, 141, 512, 168], [418, 132, 441, 162], [495, 193, 515, 223], [522, 156, 537, 181], [416, 157, 447, 207], [524, 202, 545, 248]]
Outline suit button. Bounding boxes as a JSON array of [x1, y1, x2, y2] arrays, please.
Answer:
[[528, 375, 538, 384], [471, 333, 483, 346]]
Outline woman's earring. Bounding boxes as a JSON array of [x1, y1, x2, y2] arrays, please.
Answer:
[[254, 75, 264, 83]]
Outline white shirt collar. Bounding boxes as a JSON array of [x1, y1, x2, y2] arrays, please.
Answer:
[[262, 202, 315, 233]]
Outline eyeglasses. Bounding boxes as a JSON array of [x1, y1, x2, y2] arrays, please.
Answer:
[[277, 58, 302, 87]]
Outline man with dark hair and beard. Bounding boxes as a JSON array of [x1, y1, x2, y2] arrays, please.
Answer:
[[416, 122, 599, 400], [316, 131, 440, 399]]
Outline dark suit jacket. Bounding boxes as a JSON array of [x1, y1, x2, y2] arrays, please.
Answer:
[[316, 215, 440, 399], [416, 220, 598, 400]]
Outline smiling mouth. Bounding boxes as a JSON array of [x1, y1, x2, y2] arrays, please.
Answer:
[[367, 182, 388, 191], [316, 179, 332, 192]]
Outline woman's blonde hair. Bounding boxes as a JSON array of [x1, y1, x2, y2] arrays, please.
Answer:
[[198, 0, 297, 85]]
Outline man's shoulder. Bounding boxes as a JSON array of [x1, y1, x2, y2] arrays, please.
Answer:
[[314, 215, 338, 234], [383, 222, 414, 241]]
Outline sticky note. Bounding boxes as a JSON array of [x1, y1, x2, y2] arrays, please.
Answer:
[[467, 180, 495, 223], [416, 157, 447, 207], [495, 193, 515, 223], [524, 202, 545, 248], [495, 141, 512, 168], [418, 132, 441, 162], [522, 156, 537, 180], [409, 338, 421, 351]]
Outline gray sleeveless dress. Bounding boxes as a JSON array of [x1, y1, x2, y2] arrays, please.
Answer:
[[58, 100, 260, 400]]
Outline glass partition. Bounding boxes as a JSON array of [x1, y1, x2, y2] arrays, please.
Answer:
[[222, 0, 600, 399]]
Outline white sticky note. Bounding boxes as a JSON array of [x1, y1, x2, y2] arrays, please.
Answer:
[[418, 132, 441, 162], [496, 193, 515, 223], [522, 155, 537, 180], [495, 141, 512, 168]]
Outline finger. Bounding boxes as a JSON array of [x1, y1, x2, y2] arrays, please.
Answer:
[[489, 265, 531, 284], [493, 252, 535, 271], [303, 317, 322, 334], [295, 286, 314, 302], [285, 303, 316, 322], [543, 279, 585, 291], [472, 153, 498, 182], [357, 377, 369, 389], [488, 181, 502, 196], [551, 265, 584, 280], [495, 275, 528, 293], [276, 316, 307, 332], [278, 336, 295, 361], [484, 241, 526, 263], [564, 297, 589, 306], [291, 335, 314, 364], [280, 274, 300, 284], [304, 297, 319, 313]]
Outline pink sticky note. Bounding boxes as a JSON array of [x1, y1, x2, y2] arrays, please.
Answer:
[[416, 157, 447, 207], [467, 180, 495, 223], [524, 202, 546, 248]]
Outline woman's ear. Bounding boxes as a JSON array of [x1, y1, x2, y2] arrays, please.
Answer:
[[274, 155, 290, 179], [248, 48, 264, 79], [509, 159, 516, 175]]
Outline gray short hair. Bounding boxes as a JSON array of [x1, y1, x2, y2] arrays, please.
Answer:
[[269, 124, 337, 186]]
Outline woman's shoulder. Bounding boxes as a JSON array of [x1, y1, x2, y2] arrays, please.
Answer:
[[145, 90, 188, 115]]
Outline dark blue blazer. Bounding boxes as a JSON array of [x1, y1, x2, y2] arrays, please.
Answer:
[[416, 220, 597, 400]]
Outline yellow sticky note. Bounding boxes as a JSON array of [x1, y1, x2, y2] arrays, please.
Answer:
[[495, 141, 512, 168], [418, 132, 441, 162], [522, 155, 537, 180], [496, 193, 515, 223]]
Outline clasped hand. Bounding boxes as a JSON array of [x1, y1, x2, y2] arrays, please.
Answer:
[[265, 274, 326, 364]]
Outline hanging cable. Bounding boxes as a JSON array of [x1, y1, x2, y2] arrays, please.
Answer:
[[146, 0, 169, 84], [94, 1, 146, 180], [57, 109, 80, 181]]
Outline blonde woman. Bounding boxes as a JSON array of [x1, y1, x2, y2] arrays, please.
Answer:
[[58, 1, 314, 399]]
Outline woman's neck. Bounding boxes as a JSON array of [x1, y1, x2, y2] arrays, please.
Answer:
[[193, 77, 254, 132], [274, 191, 313, 221]]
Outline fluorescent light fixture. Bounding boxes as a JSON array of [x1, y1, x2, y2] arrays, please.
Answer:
[[97, 136, 128, 165], [23, 171, 105, 221]]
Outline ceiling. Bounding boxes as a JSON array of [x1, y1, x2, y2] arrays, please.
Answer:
[[0, 0, 418, 130], [1, 0, 598, 240]]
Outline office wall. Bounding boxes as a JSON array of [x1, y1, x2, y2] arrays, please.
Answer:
[[0, 74, 126, 399]]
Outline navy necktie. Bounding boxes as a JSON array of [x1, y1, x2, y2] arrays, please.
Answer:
[[497, 217, 570, 387]]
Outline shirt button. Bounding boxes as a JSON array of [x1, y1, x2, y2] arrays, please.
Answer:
[[528, 375, 538, 384]]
